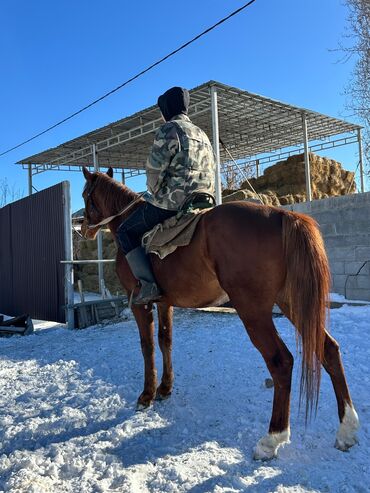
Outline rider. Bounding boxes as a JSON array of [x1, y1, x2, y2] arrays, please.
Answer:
[[117, 86, 215, 304]]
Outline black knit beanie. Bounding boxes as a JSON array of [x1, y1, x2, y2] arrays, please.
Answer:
[[157, 87, 190, 122]]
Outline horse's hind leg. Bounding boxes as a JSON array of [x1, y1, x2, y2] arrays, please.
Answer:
[[322, 331, 359, 450], [156, 303, 174, 400], [278, 300, 359, 450], [233, 301, 293, 460]]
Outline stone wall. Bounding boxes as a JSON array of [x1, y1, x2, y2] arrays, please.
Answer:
[[285, 192, 370, 301]]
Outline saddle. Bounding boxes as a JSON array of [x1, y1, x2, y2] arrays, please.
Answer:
[[142, 192, 216, 259], [180, 192, 216, 214]]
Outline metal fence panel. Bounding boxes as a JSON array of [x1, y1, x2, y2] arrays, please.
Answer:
[[0, 206, 13, 311], [0, 182, 68, 322]]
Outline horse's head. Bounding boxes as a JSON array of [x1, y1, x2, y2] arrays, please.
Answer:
[[81, 166, 114, 240]]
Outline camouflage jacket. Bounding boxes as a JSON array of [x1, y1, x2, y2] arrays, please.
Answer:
[[145, 114, 215, 211]]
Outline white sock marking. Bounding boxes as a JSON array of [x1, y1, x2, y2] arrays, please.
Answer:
[[335, 403, 359, 451], [253, 429, 290, 460]]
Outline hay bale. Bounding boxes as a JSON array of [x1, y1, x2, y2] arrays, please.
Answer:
[[74, 230, 124, 294], [233, 152, 356, 206], [279, 194, 295, 205], [223, 190, 251, 202]]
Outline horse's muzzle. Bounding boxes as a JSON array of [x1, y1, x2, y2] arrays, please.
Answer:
[[81, 220, 99, 240]]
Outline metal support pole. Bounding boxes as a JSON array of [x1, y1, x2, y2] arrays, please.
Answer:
[[122, 170, 125, 184], [92, 143, 99, 172], [302, 112, 312, 202], [358, 128, 365, 193], [63, 181, 75, 329], [211, 86, 222, 205], [92, 144, 105, 295], [28, 164, 33, 196]]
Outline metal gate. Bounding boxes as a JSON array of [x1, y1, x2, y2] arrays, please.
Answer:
[[0, 181, 72, 323]]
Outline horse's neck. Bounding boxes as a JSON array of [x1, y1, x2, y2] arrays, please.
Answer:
[[98, 179, 141, 235], [101, 180, 138, 213], [115, 184, 140, 211]]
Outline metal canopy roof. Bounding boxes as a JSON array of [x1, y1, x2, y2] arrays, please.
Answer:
[[18, 80, 361, 178]]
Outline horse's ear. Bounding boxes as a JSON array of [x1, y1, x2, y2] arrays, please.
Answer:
[[107, 167, 114, 178], [82, 166, 92, 180]]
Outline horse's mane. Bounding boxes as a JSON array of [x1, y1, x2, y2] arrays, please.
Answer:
[[95, 173, 141, 213]]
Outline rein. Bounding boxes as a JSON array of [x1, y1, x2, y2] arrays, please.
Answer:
[[87, 192, 145, 229]]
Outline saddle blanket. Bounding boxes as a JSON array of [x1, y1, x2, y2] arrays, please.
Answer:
[[142, 209, 209, 259]]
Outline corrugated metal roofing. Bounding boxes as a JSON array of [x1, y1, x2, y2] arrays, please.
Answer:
[[17, 80, 360, 173]]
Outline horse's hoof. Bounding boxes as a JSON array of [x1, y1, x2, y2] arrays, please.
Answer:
[[136, 402, 150, 412], [253, 439, 278, 461], [335, 436, 358, 451], [253, 430, 290, 461], [136, 398, 153, 412], [253, 447, 276, 461], [335, 404, 359, 451], [155, 390, 172, 401]]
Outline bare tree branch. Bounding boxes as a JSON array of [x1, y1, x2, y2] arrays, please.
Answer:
[[0, 179, 24, 207], [343, 0, 370, 166]]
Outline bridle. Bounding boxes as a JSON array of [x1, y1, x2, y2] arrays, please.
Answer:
[[83, 179, 145, 229], [83, 178, 103, 228]]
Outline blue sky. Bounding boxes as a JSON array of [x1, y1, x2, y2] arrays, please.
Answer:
[[0, 0, 359, 210]]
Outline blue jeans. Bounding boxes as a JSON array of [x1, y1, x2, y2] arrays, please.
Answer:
[[117, 202, 177, 254]]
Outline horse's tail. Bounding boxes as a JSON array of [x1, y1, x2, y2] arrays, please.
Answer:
[[281, 210, 330, 418]]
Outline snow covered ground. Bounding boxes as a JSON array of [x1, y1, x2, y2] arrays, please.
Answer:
[[0, 304, 369, 492]]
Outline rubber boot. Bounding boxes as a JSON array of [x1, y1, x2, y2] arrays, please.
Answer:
[[126, 246, 162, 304]]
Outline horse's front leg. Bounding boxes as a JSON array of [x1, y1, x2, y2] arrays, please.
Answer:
[[156, 303, 174, 400], [132, 304, 157, 410]]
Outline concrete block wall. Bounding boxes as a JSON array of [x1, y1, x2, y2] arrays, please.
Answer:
[[285, 192, 370, 301]]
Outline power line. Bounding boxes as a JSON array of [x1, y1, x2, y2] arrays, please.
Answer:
[[0, 0, 257, 158]]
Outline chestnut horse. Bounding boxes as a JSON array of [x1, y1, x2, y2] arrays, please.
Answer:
[[81, 167, 359, 460]]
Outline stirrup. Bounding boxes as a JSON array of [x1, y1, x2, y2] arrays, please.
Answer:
[[133, 281, 162, 305]]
